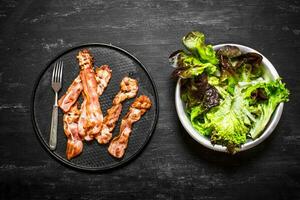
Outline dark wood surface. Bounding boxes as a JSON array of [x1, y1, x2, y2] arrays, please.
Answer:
[[1, 0, 299, 199]]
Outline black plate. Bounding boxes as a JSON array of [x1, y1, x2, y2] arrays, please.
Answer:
[[31, 43, 159, 171]]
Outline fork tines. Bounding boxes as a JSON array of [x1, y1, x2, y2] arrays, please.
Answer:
[[52, 60, 63, 84]]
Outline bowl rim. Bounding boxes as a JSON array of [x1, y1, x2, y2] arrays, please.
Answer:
[[175, 43, 284, 153]]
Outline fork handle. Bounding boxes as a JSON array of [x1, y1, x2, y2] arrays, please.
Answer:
[[49, 104, 58, 150]]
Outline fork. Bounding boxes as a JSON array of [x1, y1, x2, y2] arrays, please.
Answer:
[[49, 61, 63, 150]]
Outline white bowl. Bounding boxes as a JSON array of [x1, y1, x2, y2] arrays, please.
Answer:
[[175, 44, 284, 153]]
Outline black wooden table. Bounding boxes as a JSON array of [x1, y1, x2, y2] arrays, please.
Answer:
[[1, 0, 299, 199]]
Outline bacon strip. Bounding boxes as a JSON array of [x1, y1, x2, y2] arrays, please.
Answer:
[[63, 103, 82, 160], [78, 65, 112, 140], [78, 99, 87, 139], [95, 65, 112, 96], [108, 95, 152, 158], [77, 49, 104, 141], [58, 76, 82, 113], [58, 65, 112, 113], [96, 77, 138, 144]]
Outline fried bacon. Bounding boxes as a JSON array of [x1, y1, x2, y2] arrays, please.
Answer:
[[60, 48, 157, 160], [78, 99, 87, 139], [113, 77, 139, 105], [78, 65, 112, 140], [63, 103, 82, 160], [95, 65, 112, 96], [96, 77, 138, 144], [58, 76, 82, 113], [77, 49, 104, 141], [58, 65, 112, 113], [108, 95, 152, 158]]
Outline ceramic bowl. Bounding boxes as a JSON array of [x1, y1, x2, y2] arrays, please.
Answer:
[[175, 44, 284, 153]]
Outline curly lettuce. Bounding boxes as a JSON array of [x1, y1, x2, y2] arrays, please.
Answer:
[[182, 31, 219, 65], [170, 32, 290, 153], [242, 79, 290, 139], [170, 51, 217, 79]]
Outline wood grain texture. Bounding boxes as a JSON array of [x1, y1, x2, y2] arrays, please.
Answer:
[[0, 0, 299, 199]]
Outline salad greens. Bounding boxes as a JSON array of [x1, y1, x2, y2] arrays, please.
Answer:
[[170, 31, 289, 153]]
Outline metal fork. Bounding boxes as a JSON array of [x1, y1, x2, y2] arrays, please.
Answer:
[[49, 61, 63, 150]]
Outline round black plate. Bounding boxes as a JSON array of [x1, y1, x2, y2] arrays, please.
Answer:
[[31, 44, 159, 171]]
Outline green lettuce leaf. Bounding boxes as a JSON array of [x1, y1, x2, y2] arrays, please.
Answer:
[[170, 51, 217, 79], [207, 88, 251, 153], [190, 105, 213, 136], [242, 79, 290, 139], [182, 31, 219, 65]]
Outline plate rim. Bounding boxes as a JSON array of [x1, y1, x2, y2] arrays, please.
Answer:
[[30, 43, 159, 172]]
